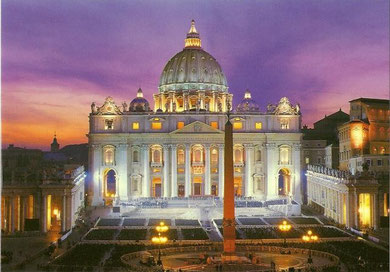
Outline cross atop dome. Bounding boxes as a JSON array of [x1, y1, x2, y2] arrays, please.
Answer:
[[185, 20, 201, 48]]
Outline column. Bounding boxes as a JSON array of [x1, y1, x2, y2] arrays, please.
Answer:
[[205, 144, 211, 195], [169, 92, 173, 112], [10, 197, 15, 232], [142, 145, 150, 197], [212, 92, 216, 112], [42, 194, 47, 233], [163, 144, 170, 197], [244, 144, 254, 197], [373, 193, 378, 229], [61, 194, 67, 232], [185, 144, 191, 197], [171, 145, 178, 197], [118, 144, 129, 201], [20, 196, 25, 232], [218, 144, 224, 197], [292, 143, 302, 203], [90, 144, 102, 205], [265, 143, 277, 199]]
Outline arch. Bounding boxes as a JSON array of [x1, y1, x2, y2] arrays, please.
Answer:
[[104, 169, 117, 198], [278, 168, 291, 196], [379, 146, 386, 154]]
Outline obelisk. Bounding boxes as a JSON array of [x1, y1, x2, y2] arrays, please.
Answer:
[[222, 109, 236, 258]]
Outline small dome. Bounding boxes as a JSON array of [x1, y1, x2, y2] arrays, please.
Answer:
[[236, 90, 260, 112], [129, 88, 150, 112]]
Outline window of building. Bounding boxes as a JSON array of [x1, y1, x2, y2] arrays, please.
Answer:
[[233, 122, 243, 130], [177, 168, 185, 173], [234, 148, 243, 163], [177, 121, 185, 129], [305, 157, 310, 164], [377, 159, 382, 166], [255, 122, 262, 130], [256, 150, 261, 162], [279, 146, 290, 164], [133, 150, 139, 162], [105, 119, 114, 130], [317, 157, 321, 164], [211, 149, 218, 163], [380, 146, 386, 154], [177, 149, 185, 164], [366, 159, 371, 166], [210, 121, 218, 129], [280, 119, 289, 129], [151, 146, 162, 163], [151, 122, 162, 130], [104, 146, 115, 165], [132, 122, 139, 130]]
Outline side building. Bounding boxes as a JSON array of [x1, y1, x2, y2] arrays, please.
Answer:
[[307, 98, 389, 230], [1, 144, 86, 233]]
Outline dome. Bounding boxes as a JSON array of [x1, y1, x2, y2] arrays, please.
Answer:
[[158, 20, 228, 93], [129, 88, 150, 112], [236, 90, 260, 112]]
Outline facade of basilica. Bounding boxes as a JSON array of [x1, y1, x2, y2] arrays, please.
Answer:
[[87, 21, 302, 206]]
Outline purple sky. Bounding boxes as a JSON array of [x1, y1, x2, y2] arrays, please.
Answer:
[[2, 0, 389, 150]]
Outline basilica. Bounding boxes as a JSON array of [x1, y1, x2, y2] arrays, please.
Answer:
[[87, 21, 302, 206]]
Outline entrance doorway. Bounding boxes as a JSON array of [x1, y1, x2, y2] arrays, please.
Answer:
[[178, 185, 185, 197], [152, 178, 162, 197], [193, 177, 203, 196], [211, 185, 218, 196], [278, 168, 291, 196], [234, 177, 242, 196]]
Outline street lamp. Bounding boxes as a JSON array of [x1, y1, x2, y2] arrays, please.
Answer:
[[302, 230, 318, 264], [152, 221, 169, 266], [278, 220, 292, 247]]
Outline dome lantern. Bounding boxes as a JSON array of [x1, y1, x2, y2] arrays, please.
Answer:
[[184, 20, 201, 48]]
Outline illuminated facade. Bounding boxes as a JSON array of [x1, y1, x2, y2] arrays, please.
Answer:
[[307, 98, 389, 230], [87, 21, 302, 205], [1, 161, 85, 233]]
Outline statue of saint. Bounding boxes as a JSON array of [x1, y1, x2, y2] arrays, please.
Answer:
[[91, 102, 96, 113]]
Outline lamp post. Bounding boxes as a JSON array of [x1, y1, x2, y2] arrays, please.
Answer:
[[278, 220, 292, 247], [152, 221, 169, 266], [302, 230, 318, 264]]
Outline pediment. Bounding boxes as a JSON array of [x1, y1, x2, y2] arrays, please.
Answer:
[[170, 121, 223, 134]]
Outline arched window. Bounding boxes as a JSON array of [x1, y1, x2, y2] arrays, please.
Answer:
[[373, 147, 377, 154], [103, 146, 115, 165], [153, 149, 161, 163], [211, 149, 218, 163], [234, 148, 243, 163], [279, 145, 290, 164], [177, 149, 185, 164], [133, 150, 139, 162], [380, 146, 386, 154], [194, 149, 202, 162], [105, 169, 116, 197]]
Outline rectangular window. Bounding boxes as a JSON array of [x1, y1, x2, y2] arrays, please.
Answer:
[[255, 122, 262, 130], [233, 122, 243, 130], [305, 157, 310, 164], [210, 121, 218, 129], [177, 121, 185, 129], [377, 159, 382, 166], [132, 122, 139, 130], [105, 119, 114, 130], [151, 122, 162, 130]]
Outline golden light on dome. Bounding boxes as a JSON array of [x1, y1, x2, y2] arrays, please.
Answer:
[[137, 88, 143, 98], [184, 20, 201, 48], [244, 90, 252, 99]]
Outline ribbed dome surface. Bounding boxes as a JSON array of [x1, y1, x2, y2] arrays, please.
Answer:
[[158, 48, 228, 93]]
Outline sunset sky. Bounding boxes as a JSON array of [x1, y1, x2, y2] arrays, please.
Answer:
[[2, 0, 389, 150]]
